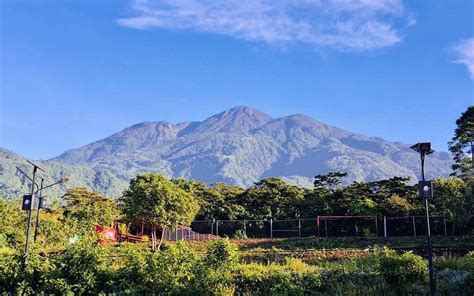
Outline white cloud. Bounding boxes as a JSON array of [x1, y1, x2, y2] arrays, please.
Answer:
[[451, 38, 474, 79], [117, 0, 413, 51]]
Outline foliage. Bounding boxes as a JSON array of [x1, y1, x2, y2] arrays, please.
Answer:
[[54, 240, 108, 294], [239, 178, 306, 220], [1, 240, 474, 295], [378, 247, 427, 291], [0, 199, 26, 248], [119, 173, 200, 250], [143, 241, 198, 294], [63, 187, 119, 232], [448, 105, 474, 177], [432, 177, 474, 229]]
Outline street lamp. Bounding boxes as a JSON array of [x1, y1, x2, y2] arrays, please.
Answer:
[[33, 177, 69, 242], [410, 142, 435, 296], [17, 161, 69, 257]]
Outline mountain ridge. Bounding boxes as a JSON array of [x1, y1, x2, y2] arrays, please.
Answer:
[[1, 106, 452, 199]]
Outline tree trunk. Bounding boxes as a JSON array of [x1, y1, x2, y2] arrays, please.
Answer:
[[157, 227, 165, 251], [151, 224, 156, 252]]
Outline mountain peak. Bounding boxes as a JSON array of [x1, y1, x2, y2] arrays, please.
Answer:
[[190, 106, 272, 134]]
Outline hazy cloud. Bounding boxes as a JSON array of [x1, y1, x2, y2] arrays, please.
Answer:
[[117, 0, 413, 51], [451, 38, 474, 79]]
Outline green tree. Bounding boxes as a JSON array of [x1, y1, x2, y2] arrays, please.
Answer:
[[449, 105, 474, 177], [119, 173, 199, 251], [172, 179, 246, 220], [0, 199, 26, 248], [432, 177, 474, 233], [62, 188, 119, 234], [313, 171, 347, 190], [240, 178, 305, 220]]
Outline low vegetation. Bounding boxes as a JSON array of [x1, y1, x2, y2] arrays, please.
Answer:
[[1, 239, 473, 295]]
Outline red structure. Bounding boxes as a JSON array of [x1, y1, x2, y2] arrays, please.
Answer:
[[95, 219, 215, 244]]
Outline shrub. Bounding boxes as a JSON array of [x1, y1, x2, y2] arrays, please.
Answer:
[[143, 241, 198, 294], [379, 248, 427, 291], [436, 268, 470, 296], [191, 239, 239, 295], [54, 241, 107, 294], [204, 238, 239, 269]]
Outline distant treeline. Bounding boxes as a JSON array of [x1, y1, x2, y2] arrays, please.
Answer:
[[1, 172, 473, 251]]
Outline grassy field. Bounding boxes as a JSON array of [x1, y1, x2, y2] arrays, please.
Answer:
[[118, 235, 474, 264]]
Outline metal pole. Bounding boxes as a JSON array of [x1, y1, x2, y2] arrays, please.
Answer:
[[421, 153, 435, 296], [412, 216, 417, 237], [298, 219, 301, 238], [216, 220, 219, 237], [317, 216, 320, 238], [270, 219, 273, 238], [212, 218, 215, 236], [25, 166, 38, 254], [243, 220, 247, 237], [33, 179, 44, 242], [383, 216, 387, 237]]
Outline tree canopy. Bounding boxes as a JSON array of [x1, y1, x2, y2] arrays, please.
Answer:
[[119, 173, 200, 250], [449, 105, 474, 177]]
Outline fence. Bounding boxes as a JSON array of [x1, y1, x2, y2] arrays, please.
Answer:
[[186, 216, 473, 239]]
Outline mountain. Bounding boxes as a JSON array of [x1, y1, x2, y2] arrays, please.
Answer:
[[1, 106, 452, 199]]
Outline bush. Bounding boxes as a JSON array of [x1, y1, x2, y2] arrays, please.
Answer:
[[204, 238, 239, 269], [191, 239, 239, 295], [54, 241, 108, 294], [143, 241, 198, 294], [436, 268, 470, 296], [379, 248, 427, 292]]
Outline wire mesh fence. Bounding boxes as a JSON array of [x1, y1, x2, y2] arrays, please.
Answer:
[[185, 215, 472, 239]]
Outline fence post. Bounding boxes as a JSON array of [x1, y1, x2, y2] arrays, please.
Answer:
[[243, 220, 247, 237], [175, 225, 178, 241], [412, 216, 417, 237], [383, 216, 387, 237], [216, 220, 219, 237], [188, 227, 191, 240], [181, 227, 184, 240], [444, 217, 447, 236], [298, 219, 301, 238], [317, 216, 320, 238], [270, 219, 273, 238], [212, 218, 215, 235]]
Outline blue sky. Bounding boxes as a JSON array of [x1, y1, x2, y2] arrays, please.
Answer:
[[1, 0, 473, 160]]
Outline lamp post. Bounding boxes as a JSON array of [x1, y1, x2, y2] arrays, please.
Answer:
[[17, 161, 45, 255], [17, 161, 69, 258], [410, 142, 435, 296], [33, 177, 69, 242]]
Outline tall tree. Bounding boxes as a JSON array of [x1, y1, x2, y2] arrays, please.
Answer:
[[119, 174, 199, 251], [240, 178, 305, 220], [449, 105, 474, 177], [63, 188, 119, 233]]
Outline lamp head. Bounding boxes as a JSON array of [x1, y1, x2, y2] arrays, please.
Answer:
[[410, 142, 435, 155]]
